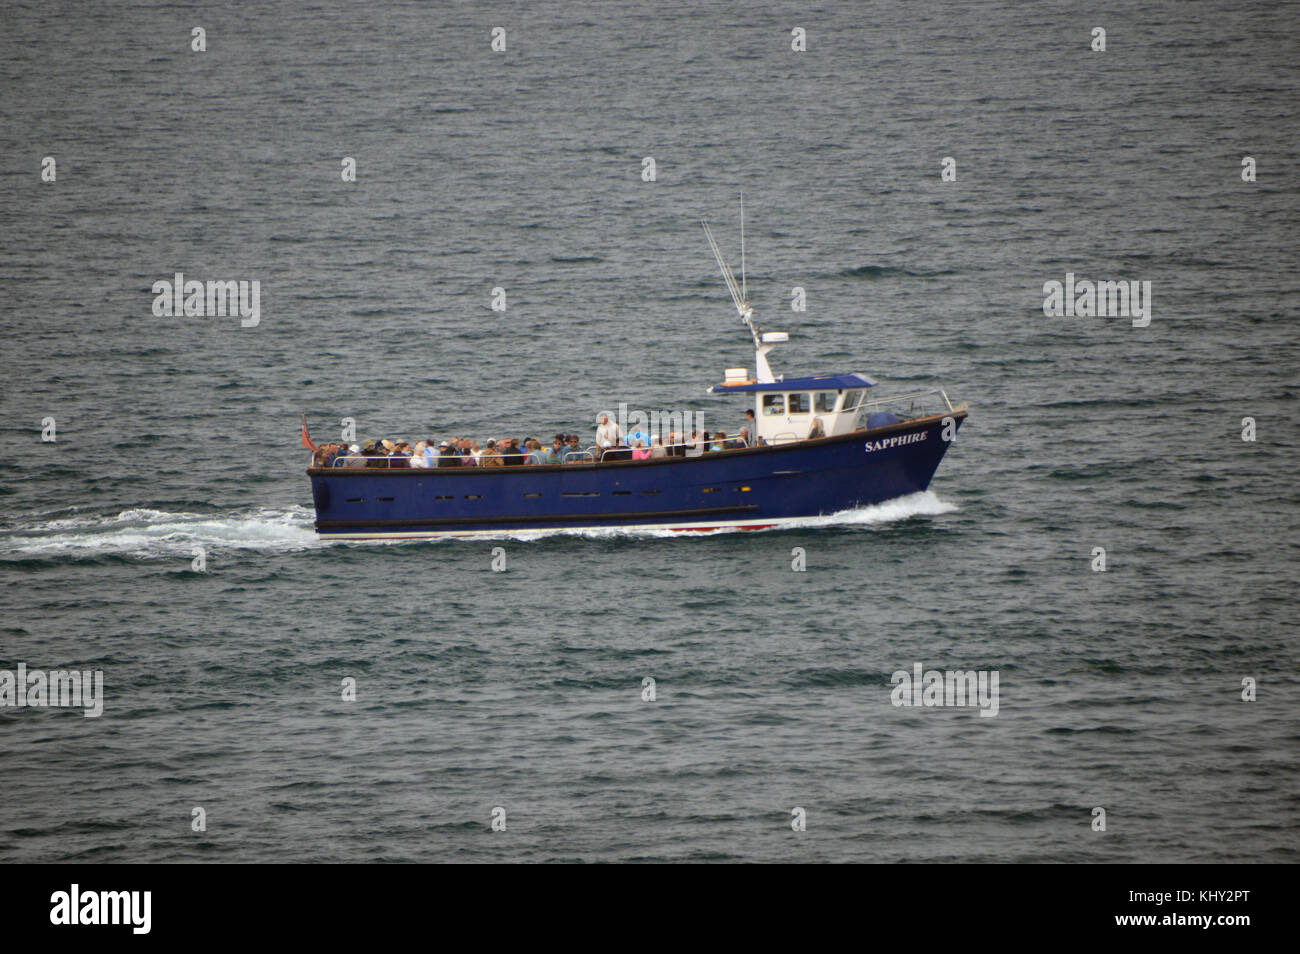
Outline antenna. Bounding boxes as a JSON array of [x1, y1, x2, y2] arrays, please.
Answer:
[[702, 222, 746, 316], [702, 210, 782, 383], [740, 191, 746, 304]]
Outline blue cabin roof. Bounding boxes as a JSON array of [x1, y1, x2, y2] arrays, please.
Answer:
[[709, 372, 876, 394]]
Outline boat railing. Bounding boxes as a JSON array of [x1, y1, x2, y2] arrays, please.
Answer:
[[599, 437, 750, 462], [325, 455, 485, 468], [321, 450, 603, 467], [314, 409, 954, 469], [851, 388, 955, 427]]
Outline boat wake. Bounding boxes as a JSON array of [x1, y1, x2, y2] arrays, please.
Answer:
[[451, 491, 958, 542], [0, 493, 956, 557], [0, 506, 320, 560]]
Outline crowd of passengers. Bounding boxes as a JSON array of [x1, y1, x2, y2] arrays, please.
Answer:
[[311, 412, 824, 469]]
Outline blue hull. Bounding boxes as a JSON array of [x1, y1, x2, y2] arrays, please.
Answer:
[[308, 412, 964, 539]]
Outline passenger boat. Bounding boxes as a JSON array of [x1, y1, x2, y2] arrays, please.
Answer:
[[306, 220, 967, 539]]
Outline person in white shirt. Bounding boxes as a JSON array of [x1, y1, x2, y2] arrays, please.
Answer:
[[410, 441, 430, 467], [596, 413, 621, 449]]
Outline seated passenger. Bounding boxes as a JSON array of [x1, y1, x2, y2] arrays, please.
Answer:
[[604, 440, 633, 461], [808, 417, 825, 439], [631, 439, 651, 461], [410, 441, 429, 468], [502, 438, 524, 466], [481, 440, 503, 466], [437, 441, 459, 467], [710, 431, 727, 452], [738, 427, 752, 447]]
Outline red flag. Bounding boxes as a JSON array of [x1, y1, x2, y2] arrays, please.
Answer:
[[301, 414, 317, 452]]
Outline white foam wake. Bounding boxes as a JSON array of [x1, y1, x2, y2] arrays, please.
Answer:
[[0, 493, 957, 555], [422, 491, 958, 542], [0, 506, 320, 558]]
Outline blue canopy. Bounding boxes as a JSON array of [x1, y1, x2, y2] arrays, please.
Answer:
[[708, 372, 876, 394]]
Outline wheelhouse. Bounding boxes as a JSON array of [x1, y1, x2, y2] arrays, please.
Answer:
[[709, 372, 877, 444]]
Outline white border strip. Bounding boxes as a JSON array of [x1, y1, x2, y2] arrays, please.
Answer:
[[318, 514, 791, 541]]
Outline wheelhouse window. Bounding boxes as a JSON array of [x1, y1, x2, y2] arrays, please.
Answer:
[[787, 392, 811, 415], [762, 393, 785, 416], [841, 389, 864, 411], [814, 391, 838, 414]]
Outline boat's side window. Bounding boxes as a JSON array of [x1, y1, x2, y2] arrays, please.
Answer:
[[814, 391, 837, 414], [762, 393, 785, 416], [787, 392, 811, 415], [841, 390, 864, 412]]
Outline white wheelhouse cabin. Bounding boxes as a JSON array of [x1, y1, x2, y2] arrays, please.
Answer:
[[708, 369, 877, 445]]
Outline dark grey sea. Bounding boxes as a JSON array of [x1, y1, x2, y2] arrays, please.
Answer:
[[1, 0, 1297, 862]]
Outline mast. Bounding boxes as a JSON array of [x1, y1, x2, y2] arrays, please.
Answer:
[[701, 220, 759, 350], [701, 205, 783, 384], [740, 191, 746, 305]]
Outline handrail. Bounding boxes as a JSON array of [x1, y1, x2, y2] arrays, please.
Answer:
[[327, 451, 596, 467], [327, 454, 483, 467], [851, 387, 955, 420], [312, 393, 963, 469], [599, 437, 749, 461]]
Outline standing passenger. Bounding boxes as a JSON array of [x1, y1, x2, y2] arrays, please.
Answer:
[[596, 413, 621, 450]]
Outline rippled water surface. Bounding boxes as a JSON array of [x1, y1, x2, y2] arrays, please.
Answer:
[[1, 0, 1297, 862]]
